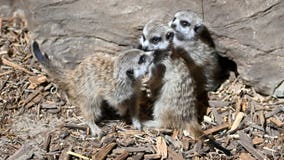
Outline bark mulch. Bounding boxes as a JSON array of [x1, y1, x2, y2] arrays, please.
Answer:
[[0, 14, 284, 160]]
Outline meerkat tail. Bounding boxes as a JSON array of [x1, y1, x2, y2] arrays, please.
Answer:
[[31, 41, 64, 78], [186, 121, 232, 156]]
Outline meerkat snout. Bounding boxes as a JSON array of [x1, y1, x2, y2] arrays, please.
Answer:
[[170, 23, 176, 29], [132, 51, 154, 79]]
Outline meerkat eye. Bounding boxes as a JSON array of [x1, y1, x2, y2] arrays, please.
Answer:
[[126, 69, 134, 78], [138, 55, 146, 64], [150, 36, 162, 44], [180, 20, 191, 27]]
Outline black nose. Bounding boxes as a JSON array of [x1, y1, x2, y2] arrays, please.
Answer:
[[142, 46, 149, 51], [194, 25, 200, 33], [171, 23, 176, 29]]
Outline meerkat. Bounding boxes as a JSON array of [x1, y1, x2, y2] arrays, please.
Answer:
[[140, 20, 208, 123], [32, 41, 154, 137], [169, 10, 237, 91], [139, 21, 231, 156]]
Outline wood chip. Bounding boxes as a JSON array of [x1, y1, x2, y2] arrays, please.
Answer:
[[67, 151, 89, 160], [115, 150, 129, 160], [204, 122, 230, 135], [119, 129, 145, 135], [0, 70, 13, 77], [167, 148, 184, 160], [212, 107, 222, 124], [93, 143, 116, 160], [132, 152, 144, 160], [239, 152, 256, 160], [172, 130, 179, 139], [252, 137, 264, 145], [25, 93, 42, 109], [7, 143, 34, 160], [238, 131, 267, 160], [21, 86, 44, 107], [258, 110, 265, 127], [229, 112, 245, 132], [117, 137, 135, 147], [63, 123, 88, 131], [43, 133, 52, 152], [144, 154, 161, 160], [268, 117, 283, 127], [28, 75, 47, 89], [241, 97, 248, 111], [121, 147, 151, 153], [58, 145, 72, 160], [156, 136, 167, 159], [1, 56, 35, 75]]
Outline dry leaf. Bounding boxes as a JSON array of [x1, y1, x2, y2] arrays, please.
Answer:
[[156, 136, 167, 159], [229, 112, 245, 132]]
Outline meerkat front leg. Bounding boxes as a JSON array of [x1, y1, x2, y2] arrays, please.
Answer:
[[119, 97, 142, 130]]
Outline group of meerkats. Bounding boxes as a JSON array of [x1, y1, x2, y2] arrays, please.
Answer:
[[32, 10, 236, 155]]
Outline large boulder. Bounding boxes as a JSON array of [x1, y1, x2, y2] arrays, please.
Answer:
[[2, 0, 284, 97]]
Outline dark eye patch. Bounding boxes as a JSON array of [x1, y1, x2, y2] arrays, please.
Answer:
[[172, 17, 176, 22], [138, 55, 146, 64], [150, 36, 162, 44], [180, 20, 191, 27], [126, 69, 134, 78]]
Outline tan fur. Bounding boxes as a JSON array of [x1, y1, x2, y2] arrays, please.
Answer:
[[169, 10, 230, 91], [32, 42, 153, 137], [140, 21, 209, 139]]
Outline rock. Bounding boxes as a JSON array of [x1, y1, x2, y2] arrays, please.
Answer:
[[204, 0, 284, 97], [1, 0, 284, 97]]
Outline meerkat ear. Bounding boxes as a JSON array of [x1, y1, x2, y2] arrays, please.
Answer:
[[166, 31, 174, 41], [194, 24, 215, 48], [126, 69, 134, 78], [193, 24, 204, 34]]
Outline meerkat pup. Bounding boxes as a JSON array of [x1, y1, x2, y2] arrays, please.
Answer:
[[139, 21, 231, 156], [169, 10, 237, 92], [140, 20, 209, 123], [32, 41, 154, 137]]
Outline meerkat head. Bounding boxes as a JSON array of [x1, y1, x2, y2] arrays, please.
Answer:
[[114, 49, 154, 82], [169, 10, 203, 41], [139, 20, 174, 51]]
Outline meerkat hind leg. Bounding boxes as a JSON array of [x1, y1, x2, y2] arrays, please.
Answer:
[[80, 96, 105, 137]]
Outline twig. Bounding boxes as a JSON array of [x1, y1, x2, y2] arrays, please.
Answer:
[[67, 151, 90, 160], [63, 123, 88, 131], [0, 70, 13, 77], [21, 86, 44, 107], [43, 133, 52, 152], [204, 123, 230, 135], [1, 56, 35, 75]]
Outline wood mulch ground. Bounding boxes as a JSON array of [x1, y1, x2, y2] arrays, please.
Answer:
[[1, 14, 284, 160]]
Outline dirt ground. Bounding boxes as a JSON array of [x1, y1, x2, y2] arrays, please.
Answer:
[[1, 14, 284, 160]]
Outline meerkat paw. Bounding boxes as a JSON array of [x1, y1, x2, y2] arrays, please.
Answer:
[[87, 122, 106, 138], [132, 118, 142, 130], [142, 120, 160, 129]]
